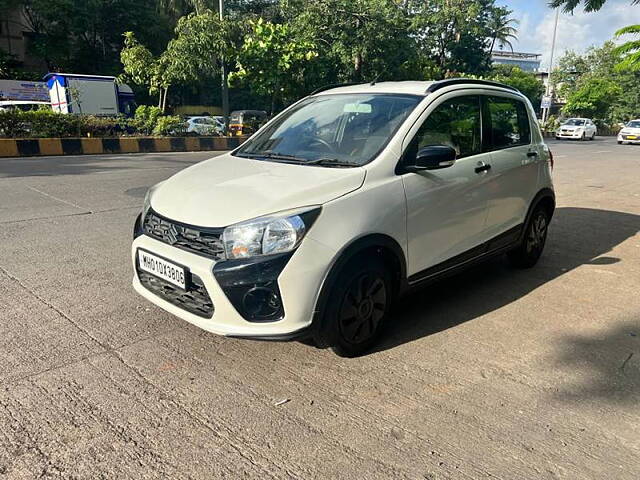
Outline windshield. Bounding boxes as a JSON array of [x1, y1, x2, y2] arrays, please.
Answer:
[[627, 121, 640, 128], [235, 93, 422, 166], [564, 119, 586, 126]]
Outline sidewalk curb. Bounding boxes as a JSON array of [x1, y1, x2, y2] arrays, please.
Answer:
[[0, 136, 246, 158]]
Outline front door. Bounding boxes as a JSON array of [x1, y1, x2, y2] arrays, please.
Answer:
[[400, 94, 492, 278]]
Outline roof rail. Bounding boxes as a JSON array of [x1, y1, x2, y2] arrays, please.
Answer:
[[310, 82, 361, 95], [426, 78, 520, 94]]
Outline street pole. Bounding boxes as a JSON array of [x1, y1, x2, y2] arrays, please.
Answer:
[[219, 0, 230, 134], [543, 8, 560, 124]]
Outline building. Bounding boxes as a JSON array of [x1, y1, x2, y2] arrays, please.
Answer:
[[0, 7, 44, 72], [491, 51, 542, 72]]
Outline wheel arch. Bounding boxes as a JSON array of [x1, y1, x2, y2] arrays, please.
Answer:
[[522, 188, 556, 241], [311, 233, 407, 336]]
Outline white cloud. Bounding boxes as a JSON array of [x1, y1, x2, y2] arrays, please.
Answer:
[[510, 1, 640, 71]]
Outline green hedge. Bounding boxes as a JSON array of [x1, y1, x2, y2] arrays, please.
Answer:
[[0, 107, 188, 138]]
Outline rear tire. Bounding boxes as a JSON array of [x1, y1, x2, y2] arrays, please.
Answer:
[[507, 206, 550, 269], [316, 257, 392, 357]]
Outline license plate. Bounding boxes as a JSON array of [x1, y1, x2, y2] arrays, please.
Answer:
[[628, 135, 637, 139], [138, 249, 187, 289]]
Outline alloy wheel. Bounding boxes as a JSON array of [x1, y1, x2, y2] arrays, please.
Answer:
[[338, 273, 387, 345], [526, 213, 547, 254]]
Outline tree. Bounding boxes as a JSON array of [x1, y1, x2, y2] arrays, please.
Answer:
[[3, 0, 172, 75], [562, 77, 621, 122], [487, 65, 544, 110], [614, 25, 640, 72], [230, 19, 317, 112], [409, 0, 498, 78], [548, 0, 638, 12], [487, 7, 518, 52], [284, 0, 416, 84], [121, 10, 231, 111], [555, 42, 640, 123]]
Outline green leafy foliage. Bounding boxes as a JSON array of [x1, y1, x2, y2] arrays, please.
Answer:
[[283, 0, 417, 84], [152, 114, 185, 135], [548, 0, 638, 13], [486, 65, 545, 111], [229, 18, 317, 111], [0, 107, 189, 138], [409, 0, 496, 78], [0, 110, 126, 138], [614, 25, 640, 72], [556, 42, 640, 123], [562, 77, 622, 122], [132, 105, 164, 134]]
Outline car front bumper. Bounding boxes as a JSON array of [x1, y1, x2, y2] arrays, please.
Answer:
[[131, 231, 336, 339], [556, 131, 584, 139], [618, 134, 640, 144]]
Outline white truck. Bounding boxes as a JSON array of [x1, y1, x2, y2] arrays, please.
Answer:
[[44, 73, 136, 116]]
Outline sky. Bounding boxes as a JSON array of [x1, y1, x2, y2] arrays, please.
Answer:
[[498, 0, 640, 69]]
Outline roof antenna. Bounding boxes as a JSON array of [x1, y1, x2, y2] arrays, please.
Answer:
[[370, 73, 382, 86]]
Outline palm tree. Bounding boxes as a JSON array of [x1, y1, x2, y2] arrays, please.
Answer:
[[614, 25, 640, 71], [488, 8, 519, 53], [549, 0, 638, 13]]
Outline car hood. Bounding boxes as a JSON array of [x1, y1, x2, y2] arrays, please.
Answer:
[[560, 125, 583, 130], [621, 127, 640, 134], [150, 153, 366, 227]]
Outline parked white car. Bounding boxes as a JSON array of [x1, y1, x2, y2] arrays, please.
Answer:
[[0, 100, 51, 112], [185, 116, 224, 135], [555, 118, 597, 140], [132, 79, 555, 356], [617, 119, 640, 145]]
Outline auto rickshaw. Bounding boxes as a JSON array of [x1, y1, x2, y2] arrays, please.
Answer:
[[228, 110, 268, 136]]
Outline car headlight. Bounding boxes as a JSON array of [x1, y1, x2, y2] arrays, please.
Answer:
[[142, 181, 164, 219], [222, 207, 320, 259], [143, 189, 152, 218]]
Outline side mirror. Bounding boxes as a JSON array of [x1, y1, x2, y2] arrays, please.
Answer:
[[407, 145, 457, 172]]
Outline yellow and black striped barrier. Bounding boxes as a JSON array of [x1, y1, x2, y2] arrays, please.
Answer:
[[0, 136, 247, 158]]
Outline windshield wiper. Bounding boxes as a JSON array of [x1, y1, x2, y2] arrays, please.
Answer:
[[304, 157, 360, 168]]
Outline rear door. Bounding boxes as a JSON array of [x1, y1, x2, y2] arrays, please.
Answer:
[[482, 94, 539, 240]]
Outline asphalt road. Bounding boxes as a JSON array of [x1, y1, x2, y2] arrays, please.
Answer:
[[0, 138, 639, 479]]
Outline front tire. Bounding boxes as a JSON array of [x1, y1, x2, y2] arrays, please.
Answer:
[[507, 206, 550, 269], [317, 257, 392, 357]]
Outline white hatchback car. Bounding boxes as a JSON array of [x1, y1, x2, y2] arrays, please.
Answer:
[[617, 119, 640, 144], [133, 79, 555, 356], [555, 118, 597, 140], [185, 116, 224, 136]]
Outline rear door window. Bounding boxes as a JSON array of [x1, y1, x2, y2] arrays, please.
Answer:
[[486, 96, 531, 150]]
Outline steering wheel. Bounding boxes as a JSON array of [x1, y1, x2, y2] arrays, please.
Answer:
[[307, 137, 336, 153]]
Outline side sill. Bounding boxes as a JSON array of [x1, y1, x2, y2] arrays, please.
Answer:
[[407, 223, 523, 287]]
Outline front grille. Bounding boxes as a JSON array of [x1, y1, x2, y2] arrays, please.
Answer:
[[138, 270, 214, 318], [143, 210, 225, 260]]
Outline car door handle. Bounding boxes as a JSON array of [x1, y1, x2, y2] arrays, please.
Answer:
[[527, 151, 538, 157], [475, 163, 491, 174]]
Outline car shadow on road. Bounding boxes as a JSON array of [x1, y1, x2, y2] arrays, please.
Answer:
[[376, 207, 640, 363]]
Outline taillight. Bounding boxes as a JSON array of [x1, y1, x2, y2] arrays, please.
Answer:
[[548, 149, 554, 170]]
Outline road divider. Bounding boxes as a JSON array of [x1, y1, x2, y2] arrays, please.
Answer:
[[0, 136, 247, 158]]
